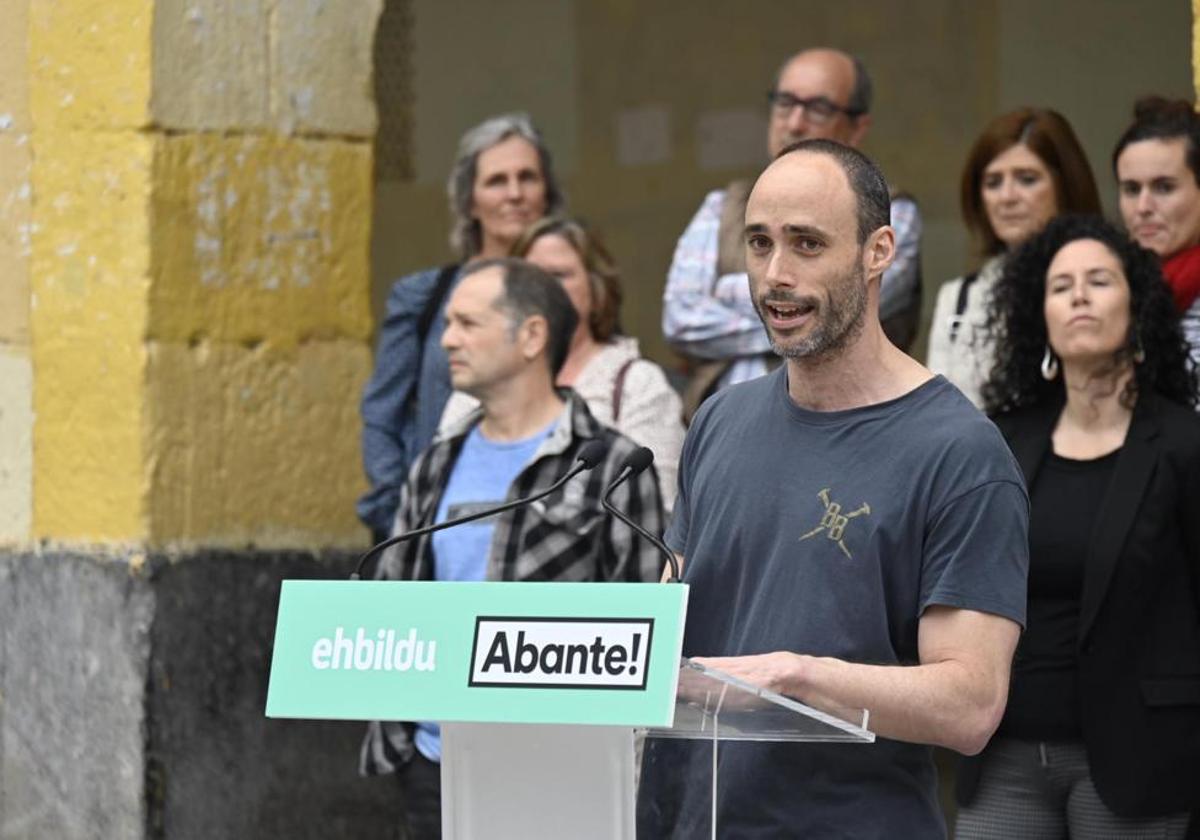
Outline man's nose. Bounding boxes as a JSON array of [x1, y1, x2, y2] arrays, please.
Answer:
[[785, 105, 811, 137], [763, 251, 795, 288]]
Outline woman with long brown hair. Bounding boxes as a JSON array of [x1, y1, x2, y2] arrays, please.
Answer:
[[927, 108, 1101, 407]]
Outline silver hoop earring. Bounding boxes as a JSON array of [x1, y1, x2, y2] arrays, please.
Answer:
[[1041, 345, 1059, 381]]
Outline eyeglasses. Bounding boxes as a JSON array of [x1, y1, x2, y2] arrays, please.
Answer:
[[766, 90, 863, 125]]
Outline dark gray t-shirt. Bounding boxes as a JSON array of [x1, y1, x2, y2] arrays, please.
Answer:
[[637, 368, 1028, 839]]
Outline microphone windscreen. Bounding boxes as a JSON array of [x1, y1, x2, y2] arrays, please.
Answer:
[[575, 439, 609, 468], [623, 446, 655, 477]]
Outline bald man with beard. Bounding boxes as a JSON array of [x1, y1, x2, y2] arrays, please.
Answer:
[[639, 141, 1027, 839]]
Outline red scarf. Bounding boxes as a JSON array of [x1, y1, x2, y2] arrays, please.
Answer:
[[1161, 244, 1200, 313]]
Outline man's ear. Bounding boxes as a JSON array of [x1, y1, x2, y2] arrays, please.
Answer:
[[847, 114, 872, 147], [518, 314, 549, 362], [864, 225, 896, 281]]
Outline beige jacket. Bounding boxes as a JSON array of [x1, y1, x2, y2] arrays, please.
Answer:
[[926, 255, 1005, 409]]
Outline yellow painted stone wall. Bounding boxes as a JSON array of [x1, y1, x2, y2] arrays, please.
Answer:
[[0, 0, 34, 544], [26, 0, 380, 548], [28, 131, 155, 541], [1195, 0, 1200, 99], [145, 134, 374, 547], [149, 136, 372, 349]]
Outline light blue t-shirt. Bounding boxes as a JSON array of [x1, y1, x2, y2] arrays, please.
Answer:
[[415, 420, 554, 762]]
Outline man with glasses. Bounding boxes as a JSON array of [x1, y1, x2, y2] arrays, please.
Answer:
[[664, 48, 923, 419]]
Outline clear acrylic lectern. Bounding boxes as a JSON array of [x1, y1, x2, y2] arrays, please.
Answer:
[[439, 657, 873, 839]]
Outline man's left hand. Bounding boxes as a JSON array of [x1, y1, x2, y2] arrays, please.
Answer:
[[691, 652, 808, 698]]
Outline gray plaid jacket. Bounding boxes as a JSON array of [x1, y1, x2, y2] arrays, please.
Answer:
[[360, 390, 665, 775]]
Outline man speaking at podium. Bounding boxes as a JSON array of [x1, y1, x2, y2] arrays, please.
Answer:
[[359, 258, 664, 838], [637, 141, 1029, 838]]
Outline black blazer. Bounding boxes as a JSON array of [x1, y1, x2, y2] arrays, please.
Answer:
[[957, 392, 1200, 817]]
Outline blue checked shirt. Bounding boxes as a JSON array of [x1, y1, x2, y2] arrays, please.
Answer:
[[662, 188, 922, 387]]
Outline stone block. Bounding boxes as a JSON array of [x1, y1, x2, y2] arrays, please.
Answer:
[[28, 0, 153, 131], [145, 549, 400, 838], [0, 552, 153, 839], [150, 0, 381, 136], [150, 0, 270, 132], [149, 133, 373, 348], [0, 0, 31, 134], [146, 338, 370, 549], [0, 349, 32, 545], [0, 547, 402, 839], [270, 0, 382, 137], [0, 133, 32, 346], [30, 131, 154, 542]]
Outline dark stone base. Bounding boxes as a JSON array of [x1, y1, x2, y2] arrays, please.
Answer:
[[0, 548, 403, 840]]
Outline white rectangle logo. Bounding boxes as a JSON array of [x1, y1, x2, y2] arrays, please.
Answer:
[[469, 617, 653, 690]]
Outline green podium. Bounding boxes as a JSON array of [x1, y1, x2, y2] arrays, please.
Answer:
[[267, 580, 873, 838]]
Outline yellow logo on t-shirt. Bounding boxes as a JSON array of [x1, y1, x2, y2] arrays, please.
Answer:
[[799, 488, 871, 559]]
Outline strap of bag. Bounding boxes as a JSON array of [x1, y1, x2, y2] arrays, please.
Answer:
[[948, 271, 979, 344], [611, 358, 638, 423], [416, 264, 460, 345], [400, 263, 459, 427]]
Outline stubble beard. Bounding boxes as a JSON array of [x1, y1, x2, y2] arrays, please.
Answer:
[[758, 262, 869, 363]]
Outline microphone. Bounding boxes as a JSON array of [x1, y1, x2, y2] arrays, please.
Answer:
[[351, 438, 609, 580], [601, 446, 681, 582]]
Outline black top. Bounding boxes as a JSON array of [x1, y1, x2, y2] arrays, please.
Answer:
[[957, 393, 1200, 818], [1000, 447, 1120, 740]]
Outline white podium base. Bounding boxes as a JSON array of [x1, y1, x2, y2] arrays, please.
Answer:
[[440, 722, 635, 839]]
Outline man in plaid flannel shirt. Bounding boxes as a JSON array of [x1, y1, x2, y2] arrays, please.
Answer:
[[360, 258, 664, 837]]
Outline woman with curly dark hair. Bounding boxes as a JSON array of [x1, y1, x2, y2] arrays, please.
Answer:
[[955, 215, 1200, 839]]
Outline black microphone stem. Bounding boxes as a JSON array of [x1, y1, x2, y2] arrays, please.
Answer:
[[602, 467, 681, 583], [351, 456, 593, 580]]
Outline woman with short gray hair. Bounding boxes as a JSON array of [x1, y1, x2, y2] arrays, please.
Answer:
[[357, 112, 564, 544], [446, 112, 566, 259]]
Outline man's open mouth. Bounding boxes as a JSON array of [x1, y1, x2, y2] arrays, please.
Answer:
[[765, 300, 817, 328]]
